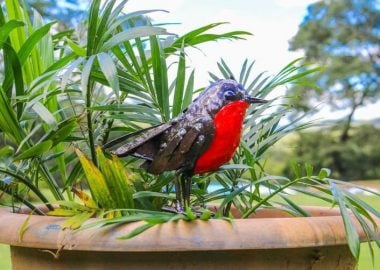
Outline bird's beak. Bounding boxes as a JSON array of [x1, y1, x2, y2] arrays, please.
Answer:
[[244, 96, 268, 104]]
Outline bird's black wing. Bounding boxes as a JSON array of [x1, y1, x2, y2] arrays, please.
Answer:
[[104, 123, 172, 159], [146, 117, 215, 174]]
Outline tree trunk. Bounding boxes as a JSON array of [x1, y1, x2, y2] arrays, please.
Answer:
[[340, 103, 357, 142], [334, 90, 368, 179]]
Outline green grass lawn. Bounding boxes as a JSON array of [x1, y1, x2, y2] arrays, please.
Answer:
[[284, 192, 380, 270], [0, 244, 11, 270], [0, 186, 378, 269]]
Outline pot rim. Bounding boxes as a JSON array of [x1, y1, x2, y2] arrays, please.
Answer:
[[0, 206, 377, 252]]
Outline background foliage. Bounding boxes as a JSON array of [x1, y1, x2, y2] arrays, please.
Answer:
[[267, 124, 380, 181], [287, 0, 380, 179]]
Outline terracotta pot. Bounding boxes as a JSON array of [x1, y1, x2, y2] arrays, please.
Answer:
[[0, 206, 378, 270]]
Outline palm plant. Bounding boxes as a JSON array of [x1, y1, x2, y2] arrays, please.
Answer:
[[0, 0, 378, 260]]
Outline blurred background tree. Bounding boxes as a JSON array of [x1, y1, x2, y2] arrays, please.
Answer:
[[267, 125, 380, 180], [282, 0, 380, 180], [26, 0, 88, 27]]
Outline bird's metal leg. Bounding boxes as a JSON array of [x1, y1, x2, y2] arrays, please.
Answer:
[[180, 175, 186, 208], [162, 172, 193, 215], [174, 172, 184, 212], [183, 174, 192, 207], [180, 172, 193, 208]]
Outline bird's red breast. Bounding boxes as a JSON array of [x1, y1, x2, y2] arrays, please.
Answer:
[[194, 100, 249, 174]]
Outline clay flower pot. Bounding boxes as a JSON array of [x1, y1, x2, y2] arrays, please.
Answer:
[[0, 206, 378, 270]]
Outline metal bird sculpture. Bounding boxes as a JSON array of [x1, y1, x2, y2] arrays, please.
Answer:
[[104, 79, 267, 212]]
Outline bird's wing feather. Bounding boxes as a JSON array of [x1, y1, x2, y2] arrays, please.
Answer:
[[105, 123, 172, 157], [147, 118, 215, 174]]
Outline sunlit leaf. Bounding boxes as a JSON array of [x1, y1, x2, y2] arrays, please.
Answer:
[[97, 52, 120, 100], [101, 26, 169, 51], [330, 181, 360, 260]]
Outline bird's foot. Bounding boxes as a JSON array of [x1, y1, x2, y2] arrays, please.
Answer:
[[161, 205, 185, 215], [161, 204, 214, 218]]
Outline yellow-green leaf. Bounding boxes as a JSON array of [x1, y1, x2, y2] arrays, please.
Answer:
[[48, 208, 79, 217], [62, 211, 95, 230], [71, 187, 98, 208], [19, 212, 33, 242], [75, 148, 113, 208]]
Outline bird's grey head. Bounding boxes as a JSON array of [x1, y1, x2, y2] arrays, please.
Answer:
[[189, 79, 267, 115]]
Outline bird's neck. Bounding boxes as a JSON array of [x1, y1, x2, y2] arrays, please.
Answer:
[[214, 100, 250, 121]]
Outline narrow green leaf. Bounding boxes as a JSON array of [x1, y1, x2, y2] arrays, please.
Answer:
[[220, 164, 252, 170], [61, 57, 83, 91], [220, 58, 235, 79], [97, 52, 120, 100], [329, 181, 360, 260], [239, 58, 248, 84], [62, 211, 95, 230], [105, 9, 167, 37], [0, 146, 14, 157], [65, 37, 86, 57], [75, 148, 113, 208], [305, 163, 314, 178], [14, 140, 52, 161], [94, 0, 117, 52], [150, 35, 170, 120], [19, 211, 33, 242], [1, 43, 24, 118], [97, 147, 135, 209], [133, 191, 174, 200], [172, 47, 186, 117], [87, 0, 101, 55], [55, 200, 90, 211], [183, 69, 195, 109], [45, 52, 76, 72], [218, 185, 250, 214], [209, 71, 220, 82], [64, 161, 83, 187], [117, 222, 156, 240], [0, 20, 24, 46], [91, 104, 158, 115], [280, 195, 311, 217], [243, 60, 255, 86], [17, 21, 56, 66], [48, 209, 79, 217], [101, 26, 169, 52], [31, 102, 57, 127], [291, 163, 302, 178], [71, 188, 98, 209], [81, 55, 96, 99], [43, 118, 78, 145]]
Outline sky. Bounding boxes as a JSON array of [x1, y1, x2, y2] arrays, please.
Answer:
[[124, 0, 379, 122]]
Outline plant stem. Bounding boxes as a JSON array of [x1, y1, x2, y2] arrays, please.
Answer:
[[13, 195, 46, 215], [39, 161, 64, 201], [0, 168, 54, 210], [86, 81, 98, 167]]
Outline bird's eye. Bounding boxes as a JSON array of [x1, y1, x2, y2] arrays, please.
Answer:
[[224, 89, 236, 99]]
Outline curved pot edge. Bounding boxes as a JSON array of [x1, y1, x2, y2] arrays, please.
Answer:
[[0, 206, 378, 252]]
